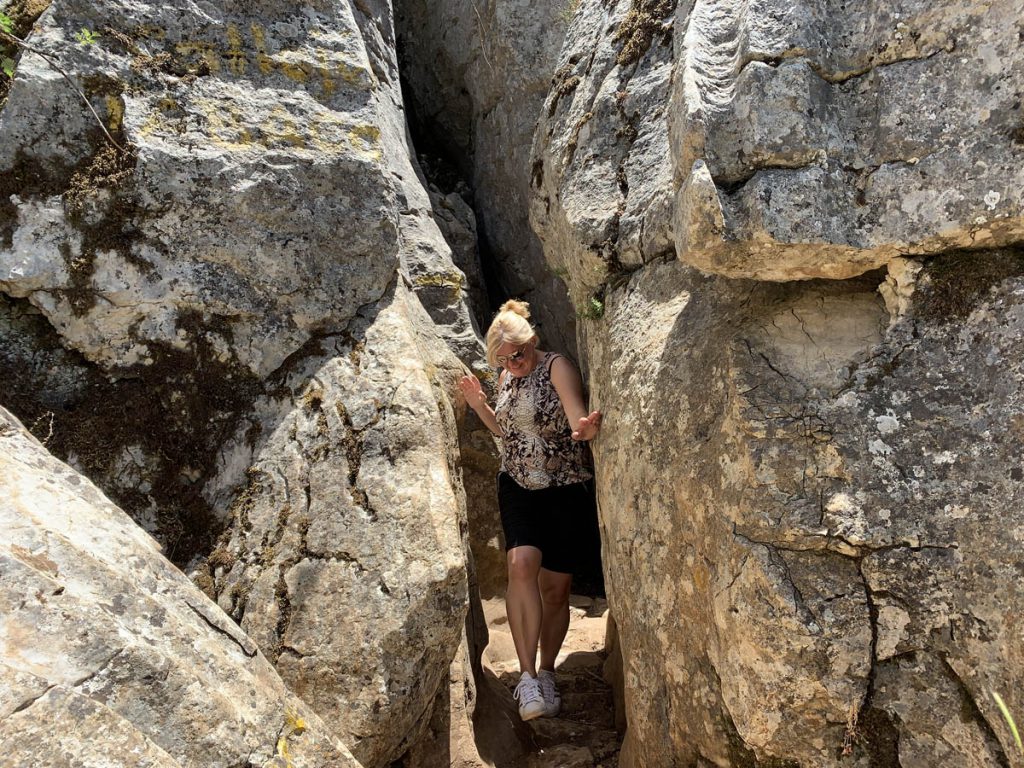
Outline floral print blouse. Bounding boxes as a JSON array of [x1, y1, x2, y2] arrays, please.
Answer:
[[495, 352, 593, 490]]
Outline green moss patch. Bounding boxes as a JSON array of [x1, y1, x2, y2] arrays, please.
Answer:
[[0, 0, 53, 106]]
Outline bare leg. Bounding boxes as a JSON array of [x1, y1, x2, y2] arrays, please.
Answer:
[[506, 546, 543, 676], [538, 568, 573, 671]]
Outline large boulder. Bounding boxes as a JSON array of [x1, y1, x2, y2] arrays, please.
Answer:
[[532, 0, 1024, 299], [0, 0, 494, 556], [0, 405, 360, 767], [202, 282, 476, 768], [1, 0, 509, 764], [0, 0, 405, 546], [587, 256, 1024, 766], [1, 0, 400, 377], [530, 0, 1024, 764]]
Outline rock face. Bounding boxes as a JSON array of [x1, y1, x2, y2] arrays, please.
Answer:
[[585, 255, 1024, 767], [1, 0, 400, 377], [395, 0, 578, 356], [531, 0, 1024, 765], [0, 0, 508, 765], [0, 0, 491, 548], [0, 405, 360, 767], [532, 0, 1024, 300], [203, 283, 474, 768]]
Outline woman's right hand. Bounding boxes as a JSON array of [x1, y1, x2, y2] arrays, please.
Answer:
[[458, 375, 487, 411]]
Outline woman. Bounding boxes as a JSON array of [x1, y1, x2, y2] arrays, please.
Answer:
[[458, 299, 602, 721]]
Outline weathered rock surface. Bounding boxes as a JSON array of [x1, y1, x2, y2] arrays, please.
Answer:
[[0, 0, 496, 551], [582, 252, 1024, 767], [200, 282, 509, 768], [532, 0, 1024, 297], [530, 0, 1024, 764], [1, 1, 514, 765], [0, 405, 360, 767], [0, 0, 402, 376], [395, 0, 578, 355]]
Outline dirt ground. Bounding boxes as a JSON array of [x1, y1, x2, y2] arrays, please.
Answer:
[[481, 595, 621, 767]]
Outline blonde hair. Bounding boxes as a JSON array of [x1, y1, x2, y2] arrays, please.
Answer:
[[486, 299, 537, 367]]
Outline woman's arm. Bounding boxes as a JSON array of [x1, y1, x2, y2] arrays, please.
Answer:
[[549, 357, 602, 441], [458, 373, 503, 436]]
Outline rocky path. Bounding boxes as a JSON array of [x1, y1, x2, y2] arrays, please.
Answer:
[[482, 595, 621, 767]]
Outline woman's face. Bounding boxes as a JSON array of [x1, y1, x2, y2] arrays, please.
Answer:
[[496, 340, 537, 377]]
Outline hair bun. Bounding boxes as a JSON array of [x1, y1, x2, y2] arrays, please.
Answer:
[[498, 299, 531, 320]]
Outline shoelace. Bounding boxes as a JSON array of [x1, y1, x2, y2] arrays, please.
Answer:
[[513, 676, 543, 704], [538, 673, 558, 702]]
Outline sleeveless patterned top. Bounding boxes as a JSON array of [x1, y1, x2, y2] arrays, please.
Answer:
[[495, 352, 593, 490]]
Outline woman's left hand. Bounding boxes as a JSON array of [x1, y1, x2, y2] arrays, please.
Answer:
[[571, 410, 602, 441]]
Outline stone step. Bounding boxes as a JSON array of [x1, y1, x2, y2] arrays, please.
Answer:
[[529, 715, 620, 753], [557, 692, 617, 730], [528, 743, 619, 768]]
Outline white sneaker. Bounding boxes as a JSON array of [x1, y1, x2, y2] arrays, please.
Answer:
[[513, 672, 546, 721], [537, 668, 561, 717]]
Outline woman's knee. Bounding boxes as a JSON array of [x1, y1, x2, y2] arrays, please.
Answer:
[[539, 576, 571, 607], [507, 547, 541, 582]]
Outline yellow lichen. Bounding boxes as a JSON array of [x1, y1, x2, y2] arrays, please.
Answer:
[[174, 40, 221, 73], [251, 25, 274, 74], [413, 271, 465, 302], [103, 94, 124, 131], [225, 23, 247, 75]]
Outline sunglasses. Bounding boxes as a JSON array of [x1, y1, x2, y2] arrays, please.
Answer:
[[496, 345, 529, 366]]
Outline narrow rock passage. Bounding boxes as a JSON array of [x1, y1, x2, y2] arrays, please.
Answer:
[[482, 595, 621, 767]]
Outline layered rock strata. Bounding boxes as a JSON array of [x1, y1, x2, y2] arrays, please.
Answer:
[[533, 0, 1024, 301]]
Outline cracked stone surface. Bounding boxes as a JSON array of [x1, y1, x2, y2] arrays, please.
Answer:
[[531, 0, 1024, 763], [532, 0, 1024, 298], [583, 252, 1024, 766], [0, 0, 404, 377], [0, 405, 359, 767], [395, 0, 579, 357], [1, 1, 507, 765], [0, 0, 499, 546], [204, 282, 476, 768]]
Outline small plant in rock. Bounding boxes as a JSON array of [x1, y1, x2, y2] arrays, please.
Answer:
[[0, 12, 15, 78], [992, 691, 1023, 755], [74, 27, 99, 46], [576, 295, 604, 320]]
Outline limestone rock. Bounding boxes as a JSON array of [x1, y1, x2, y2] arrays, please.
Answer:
[[0, 405, 359, 768], [669, 0, 1024, 280], [395, 0, 578, 355], [204, 283, 472, 768], [583, 253, 1024, 766], [530, 1, 1024, 762], [0, 0, 402, 377], [532, 0, 1024, 293], [0, 0, 501, 571], [0, 0, 409, 548]]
